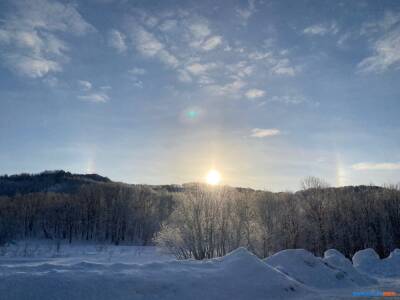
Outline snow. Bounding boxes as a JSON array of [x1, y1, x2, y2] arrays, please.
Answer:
[[0, 244, 311, 300], [353, 248, 400, 278], [264, 249, 375, 290], [0, 242, 399, 300], [0, 240, 174, 265], [323, 249, 377, 286]]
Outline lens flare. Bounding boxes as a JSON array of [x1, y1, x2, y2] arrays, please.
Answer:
[[187, 110, 198, 119], [181, 107, 203, 123]]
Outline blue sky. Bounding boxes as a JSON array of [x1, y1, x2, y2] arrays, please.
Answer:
[[0, 0, 399, 191]]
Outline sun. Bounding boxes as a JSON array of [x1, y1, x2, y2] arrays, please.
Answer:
[[206, 169, 221, 185]]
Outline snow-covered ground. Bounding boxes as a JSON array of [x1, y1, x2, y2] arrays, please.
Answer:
[[0, 241, 399, 300]]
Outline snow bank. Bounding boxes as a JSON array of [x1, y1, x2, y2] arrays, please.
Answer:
[[3, 244, 397, 300], [323, 249, 376, 286], [0, 247, 311, 300], [352, 248, 380, 270], [353, 248, 400, 278], [265, 249, 373, 290]]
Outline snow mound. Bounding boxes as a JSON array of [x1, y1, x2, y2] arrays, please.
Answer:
[[352, 248, 380, 269], [324, 249, 347, 260], [353, 248, 400, 278], [0, 247, 311, 300], [265, 249, 369, 290], [323, 249, 376, 286]]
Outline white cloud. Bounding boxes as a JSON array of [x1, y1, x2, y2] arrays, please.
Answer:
[[131, 79, 143, 88], [271, 58, 297, 76], [358, 11, 400, 73], [128, 67, 146, 87], [159, 19, 177, 32], [0, 0, 93, 78], [187, 20, 223, 51], [108, 29, 127, 53], [189, 22, 211, 40], [248, 51, 272, 60], [201, 35, 222, 51], [303, 23, 338, 36], [303, 25, 327, 35], [379, 11, 400, 31], [78, 81, 110, 103], [186, 62, 217, 76], [131, 26, 178, 68], [352, 162, 400, 171], [206, 79, 246, 96], [15, 31, 43, 53], [5, 55, 61, 78], [228, 61, 254, 78], [250, 128, 281, 138], [361, 11, 400, 36], [270, 95, 307, 105], [248, 48, 298, 77], [129, 67, 146, 75], [245, 88, 265, 99], [158, 50, 179, 67], [198, 75, 214, 85], [125, 10, 226, 84], [238, 66, 253, 77], [272, 66, 296, 76], [44, 33, 68, 55], [224, 45, 232, 51], [13, 0, 94, 35], [358, 27, 400, 73], [134, 27, 164, 56], [78, 80, 92, 91], [177, 69, 192, 83], [337, 32, 352, 47], [236, 0, 257, 25], [144, 16, 158, 28], [125, 9, 298, 92], [79, 92, 109, 103], [43, 75, 59, 87]]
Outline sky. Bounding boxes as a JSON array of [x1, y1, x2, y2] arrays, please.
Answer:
[[0, 0, 399, 191]]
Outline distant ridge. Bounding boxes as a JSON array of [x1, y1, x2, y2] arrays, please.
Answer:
[[0, 170, 111, 196], [0, 170, 389, 197]]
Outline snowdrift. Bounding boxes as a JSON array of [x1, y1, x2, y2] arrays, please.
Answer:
[[265, 249, 375, 290], [2, 244, 399, 300], [353, 248, 400, 278], [323, 249, 377, 286], [0, 247, 311, 300]]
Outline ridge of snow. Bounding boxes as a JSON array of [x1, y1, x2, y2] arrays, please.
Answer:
[[1, 243, 400, 300], [265, 248, 376, 290], [353, 248, 400, 278]]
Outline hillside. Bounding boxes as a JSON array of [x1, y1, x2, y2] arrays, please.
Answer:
[[0, 170, 111, 196], [0, 171, 399, 259], [0, 170, 388, 197]]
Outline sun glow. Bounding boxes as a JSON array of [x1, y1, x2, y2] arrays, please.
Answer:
[[206, 169, 221, 185]]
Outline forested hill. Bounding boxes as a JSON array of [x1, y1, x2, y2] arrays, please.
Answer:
[[0, 171, 399, 258], [0, 170, 111, 196], [0, 170, 387, 197]]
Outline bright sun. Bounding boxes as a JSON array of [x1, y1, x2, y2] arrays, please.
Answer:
[[206, 169, 221, 185]]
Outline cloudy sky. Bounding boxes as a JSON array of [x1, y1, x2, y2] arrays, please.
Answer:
[[0, 0, 399, 191]]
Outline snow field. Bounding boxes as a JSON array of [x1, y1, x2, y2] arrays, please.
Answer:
[[0, 241, 399, 300]]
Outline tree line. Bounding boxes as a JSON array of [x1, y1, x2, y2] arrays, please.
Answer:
[[156, 179, 400, 259], [0, 183, 175, 246], [1, 175, 399, 259]]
